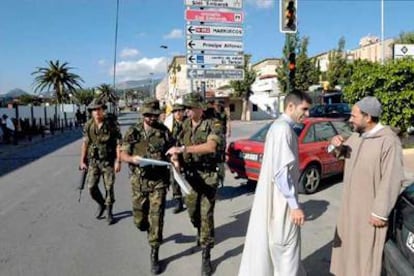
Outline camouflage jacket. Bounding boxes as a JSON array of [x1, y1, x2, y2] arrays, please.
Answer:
[[171, 119, 183, 145], [121, 120, 173, 188], [83, 116, 122, 163], [178, 117, 222, 170]]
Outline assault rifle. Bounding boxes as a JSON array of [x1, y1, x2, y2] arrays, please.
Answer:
[[78, 166, 88, 202]]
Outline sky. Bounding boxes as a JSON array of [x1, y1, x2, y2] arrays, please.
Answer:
[[1, 0, 413, 94]]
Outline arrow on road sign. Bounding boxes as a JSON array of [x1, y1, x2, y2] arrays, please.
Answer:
[[187, 68, 244, 80], [187, 54, 244, 66], [187, 25, 243, 37], [186, 39, 243, 52]]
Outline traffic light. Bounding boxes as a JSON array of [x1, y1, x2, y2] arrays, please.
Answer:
[[288, 52, 296, 80], [280, 0, 297, 33]]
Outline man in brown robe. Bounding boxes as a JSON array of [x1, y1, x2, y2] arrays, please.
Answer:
[[329, 96, 405, 276]]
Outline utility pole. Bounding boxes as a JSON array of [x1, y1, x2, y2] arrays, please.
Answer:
[[113, 0, 120, 114]]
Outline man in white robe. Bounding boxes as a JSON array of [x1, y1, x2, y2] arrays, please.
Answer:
[[239, 91, 312, 276]]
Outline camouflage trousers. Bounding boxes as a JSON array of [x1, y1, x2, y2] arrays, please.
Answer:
[[87, 161, 115, 206], [184, 169, 218, 248], [130, 177, 167, 248]]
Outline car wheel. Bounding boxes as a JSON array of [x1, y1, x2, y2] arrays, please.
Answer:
[[299, 164, 321, 194]]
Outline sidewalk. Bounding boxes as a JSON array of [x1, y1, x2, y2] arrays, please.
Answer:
[[0, 127, 82, 157]]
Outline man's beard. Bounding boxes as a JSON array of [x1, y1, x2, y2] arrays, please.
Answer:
[[353, 124, 365, 134]]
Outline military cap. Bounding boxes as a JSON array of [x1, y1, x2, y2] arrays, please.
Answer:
[[171, 103, 185, 112], [140, 98, 161, 115], [87, 98, 107, 111], [183, 93, 207, 109]]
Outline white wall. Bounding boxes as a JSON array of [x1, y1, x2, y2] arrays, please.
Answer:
[[0, 104, 80, 125]]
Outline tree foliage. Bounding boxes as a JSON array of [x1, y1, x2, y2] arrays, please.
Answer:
[[229, 54, 256, 100], [96, 83, 118, 104], [394, 31, 414, 44], [18, 94, 41, 106], [327, 37, 348, 89], [74, 88, 95, 105], [32, 60, 83, 103], [276, 33, 300, 93], [295, 36, 320, 91], [343, 58, 414, 133], [229, 54, 256, 120]]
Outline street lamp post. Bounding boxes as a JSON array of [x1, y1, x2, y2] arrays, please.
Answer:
[[381, 0, 385, 65], [150, 73, 154, 98], [113, 0, 120, 89]]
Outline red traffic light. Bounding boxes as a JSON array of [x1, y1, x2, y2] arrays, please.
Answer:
[[288, 52, 296, 71]]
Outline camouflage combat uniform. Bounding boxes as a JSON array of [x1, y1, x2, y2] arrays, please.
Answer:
[[214, 105, 228, 186], [121, 113, 173, 249], [179, 98, 222, 250], [204, 103, 228, 186], [83, 113, 122, 214], [170, 104, 185, 212]]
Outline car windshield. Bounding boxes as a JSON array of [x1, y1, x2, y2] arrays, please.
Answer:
[[327, 104, 351, 113], [250, 123, 271, 142], [331, 120, 353, 138], [249, 122, 304, 142]]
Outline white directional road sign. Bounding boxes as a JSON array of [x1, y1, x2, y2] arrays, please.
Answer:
[[187, 68, 244, 80], [394, 44, 414, 59], [187, 39, 243, 51], [187, 54, 244, 66], [187, 25, 243, 37], [185, 0, 243, 9], [185, 9, 243, 24]]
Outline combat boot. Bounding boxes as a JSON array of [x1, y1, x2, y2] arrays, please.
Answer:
[[201, 247, 212, 276], [150, 247, 161, 275], [90, 188, 105, 219], [106, 205, 114, 225], [173, 198, 184, 214]]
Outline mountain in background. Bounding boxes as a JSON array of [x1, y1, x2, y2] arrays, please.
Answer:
[[116, 78, 161, 90], [3, 88, 29, 98]]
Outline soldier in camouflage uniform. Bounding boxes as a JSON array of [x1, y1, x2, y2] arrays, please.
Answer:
[[120, 98, 173, 275], [170, 103, 186, 213], [167, 93, 222, 276], [79, 98, 122, 225], [204, 100, 230, 186], [214, 100, 231, 186]]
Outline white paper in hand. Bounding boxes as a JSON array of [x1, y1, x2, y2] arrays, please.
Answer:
[[138, 157, 171, 167], [172, 166, 192, 195]]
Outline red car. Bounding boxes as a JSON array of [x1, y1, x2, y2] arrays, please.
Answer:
[[227, 118, 353, 194]]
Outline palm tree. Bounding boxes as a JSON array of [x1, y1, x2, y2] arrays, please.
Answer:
[[32, 60, 83, 103], [95, 83, 119, 104], [74, 88, 95, 105]]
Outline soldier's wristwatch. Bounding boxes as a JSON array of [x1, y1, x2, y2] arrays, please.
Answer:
[[180, 145, 186, 153]]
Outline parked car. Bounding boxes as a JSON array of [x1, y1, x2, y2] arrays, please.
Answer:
[[382, 182, 414, 275], [226, 118, 353, 194], [309, 103, 351, 120]]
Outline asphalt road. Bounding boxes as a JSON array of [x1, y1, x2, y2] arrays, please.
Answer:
[[0, 112, 343, 276]]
